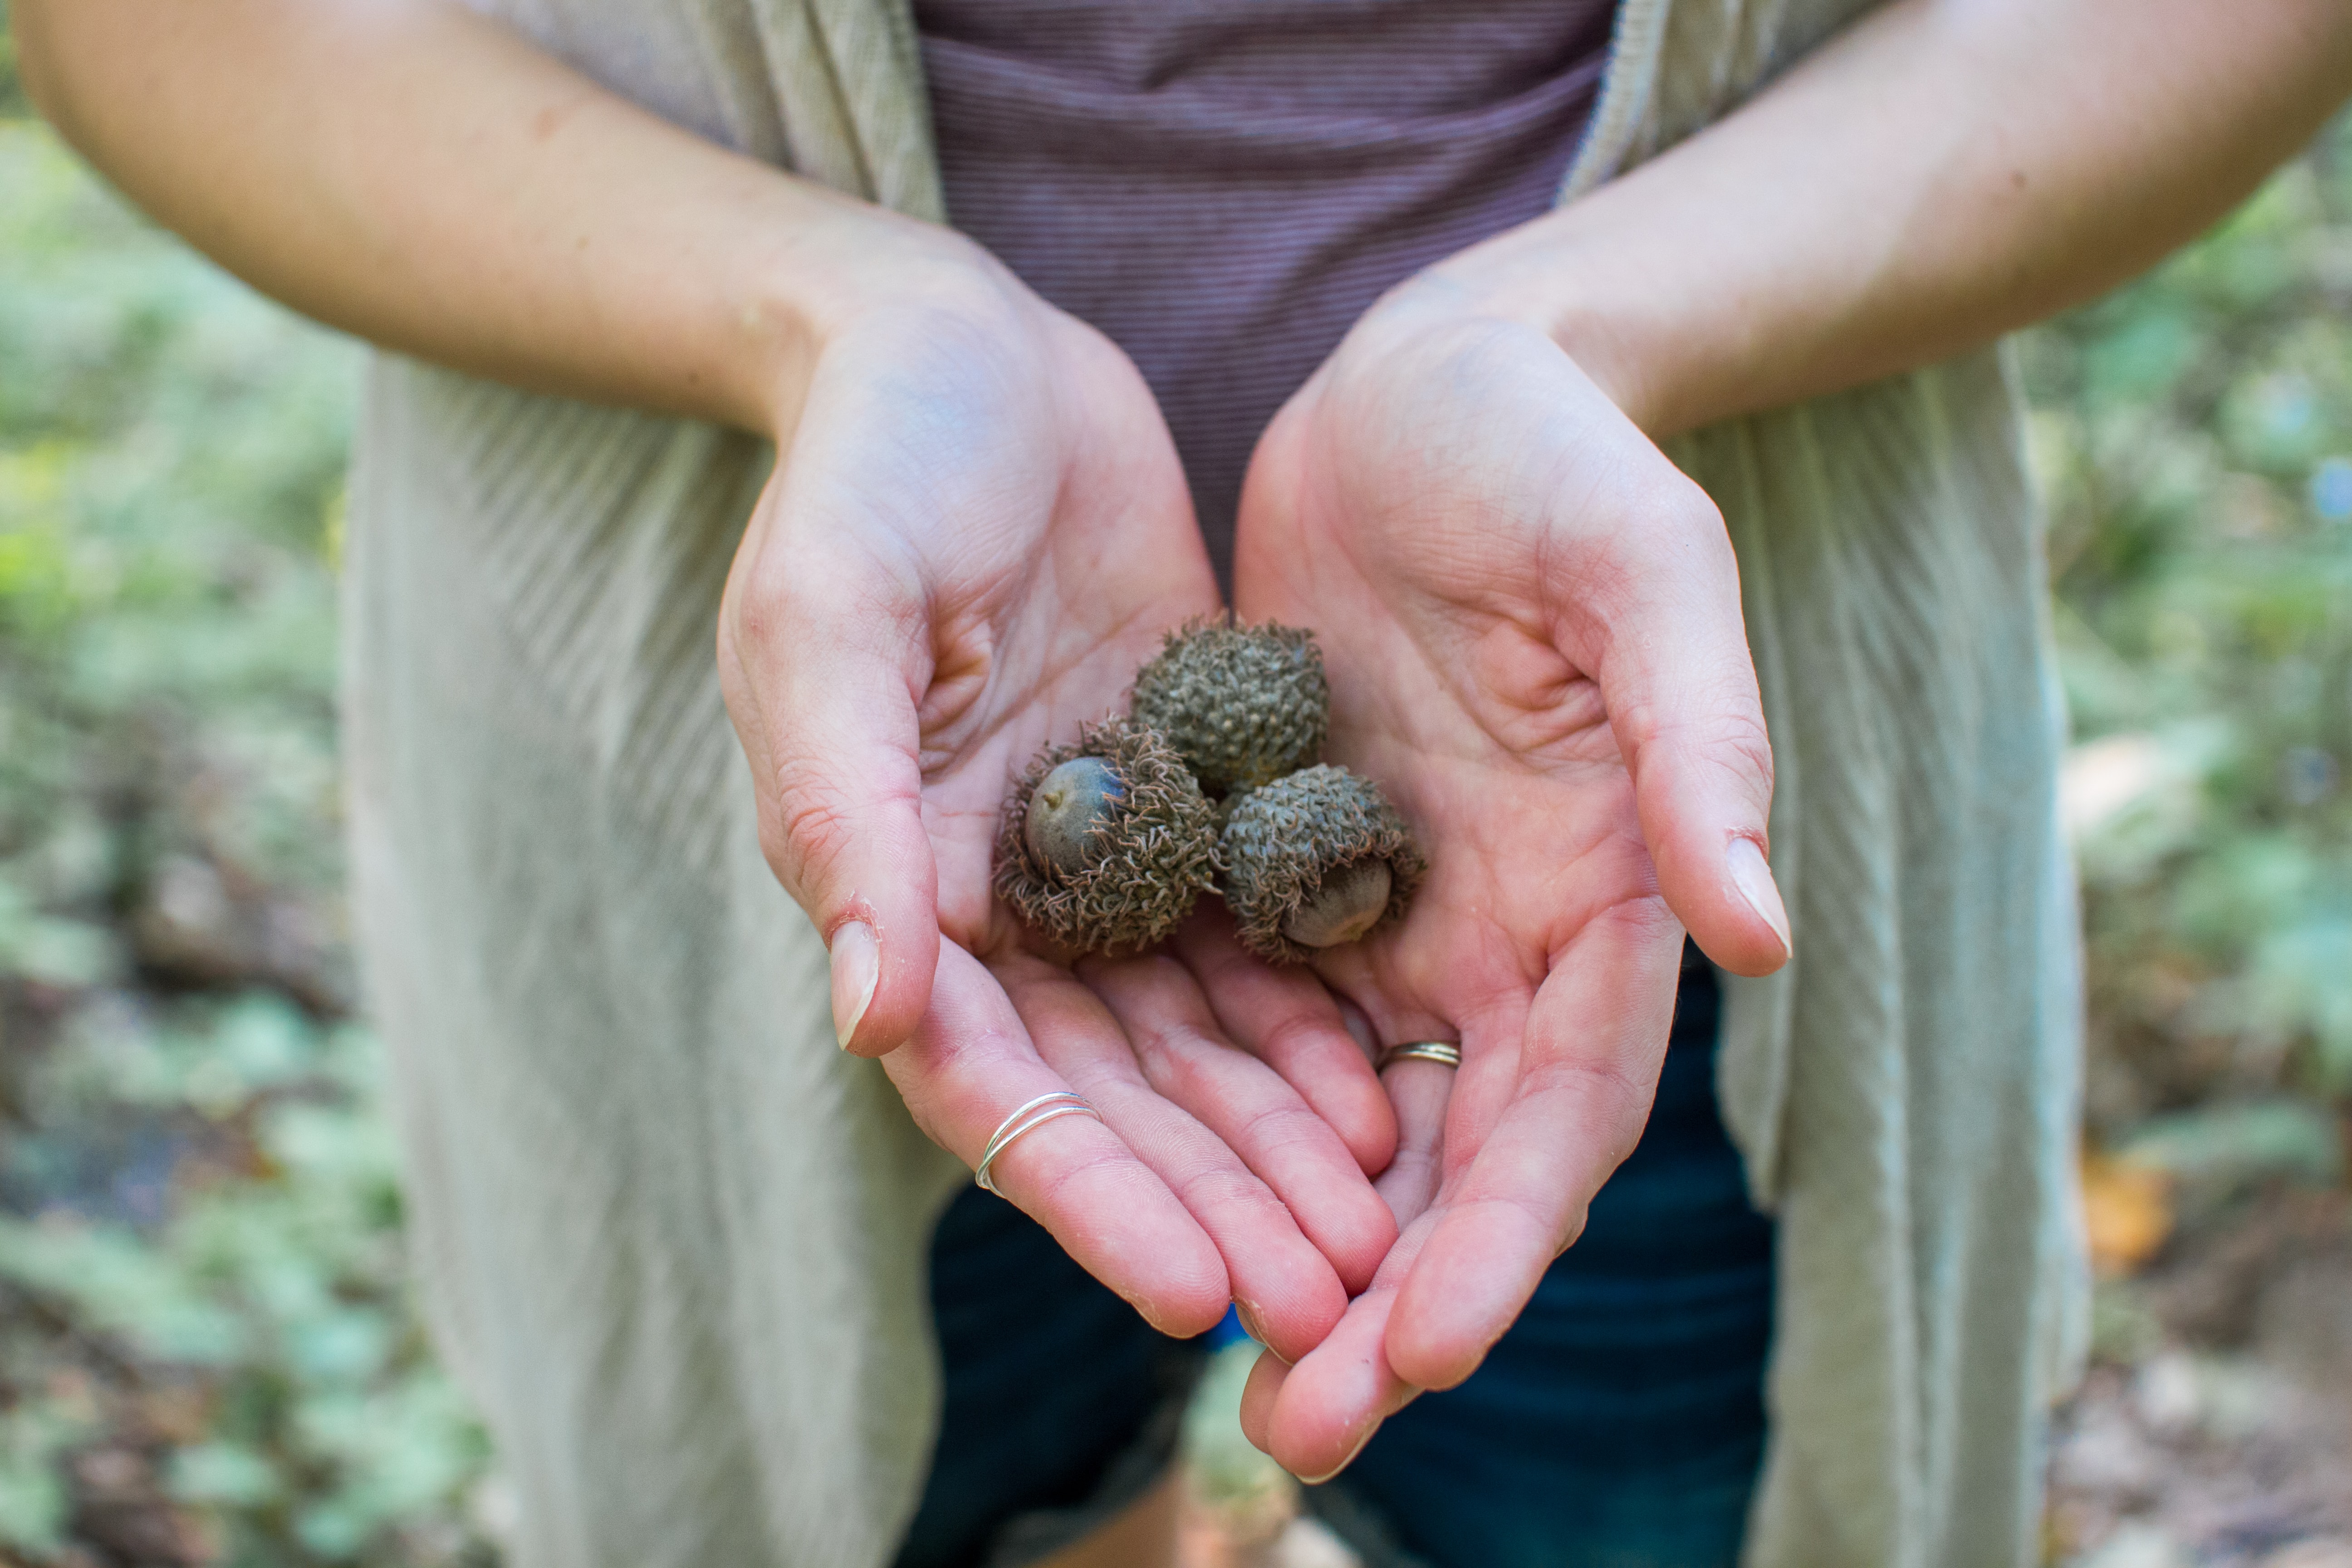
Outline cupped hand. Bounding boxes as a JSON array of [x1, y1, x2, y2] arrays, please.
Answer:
[[716, 233, 1392, 1357], [1226, 277, 1792, 1473]]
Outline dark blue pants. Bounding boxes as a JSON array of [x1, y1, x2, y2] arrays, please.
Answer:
[[1311, 958, 1774, 1568], [899, 957, 1774, 1568]]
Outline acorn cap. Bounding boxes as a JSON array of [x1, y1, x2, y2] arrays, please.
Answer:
[[1220, 765, 1425, 965], [1129, 617, 1329, 797], [993, 717, 1222, 956]]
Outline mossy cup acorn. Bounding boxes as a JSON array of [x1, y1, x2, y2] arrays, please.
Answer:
[[1220, 765, 1426, 965], [992, 717, 1222, 956], [1130, 616, 1330, 798], [992, 626, 1424, 961]]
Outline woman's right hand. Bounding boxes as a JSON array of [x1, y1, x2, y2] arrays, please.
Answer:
[[717, 233, 1395, 1357], [1225, 283, 1785, 1475], [15, 0, 1391, 1350]]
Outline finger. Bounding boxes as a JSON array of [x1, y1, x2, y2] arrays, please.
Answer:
[[1238, 1347, 1288, 1455], [1372, 1055, 1450, 1230], [1081, 950, 1399, 1294], [882, 941, 1229, 1337], [996, 957, 1351, 1363], [1383, 900, 1682, 1391], [723, 521, 940, 1056], [1328, 991, 1382, 1059], [1586, 476, 1790, 978], [1259, 1214, 1436, 1481], [1171, 908, 1397, 1177]]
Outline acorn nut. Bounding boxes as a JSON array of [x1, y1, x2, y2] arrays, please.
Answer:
[[993, 717, 1222, 956], [1221, 765, 1426, 965], [1280, 858, 1393, 949], [1130, 616, 1330, 798], [1024, 756, 1127, 875]]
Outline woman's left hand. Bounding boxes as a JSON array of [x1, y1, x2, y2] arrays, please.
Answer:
[[717, 255, 1396, 1360], [1226, 279, 1791, 1480]]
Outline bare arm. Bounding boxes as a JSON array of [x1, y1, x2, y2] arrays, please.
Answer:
[[1446, 0, 2352, 437], [17, 0, 1411, 1354], [13, 0, 951, 433], [1230, 0, 2352, 1480]]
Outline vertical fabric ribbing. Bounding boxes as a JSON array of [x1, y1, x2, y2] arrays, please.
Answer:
[[347, 3, 2087, 1566], [1587, 7, 2084, 1563]]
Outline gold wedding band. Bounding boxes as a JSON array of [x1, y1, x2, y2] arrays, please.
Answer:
[[974, 1091, 1103, 1196], [1379, 1041, 1462, 1071]]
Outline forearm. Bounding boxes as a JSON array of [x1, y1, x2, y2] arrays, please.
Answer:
[[1442, 0, 2352, 438], [13, 0, 975, 434]]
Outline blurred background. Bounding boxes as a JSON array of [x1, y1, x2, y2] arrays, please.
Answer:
[[1, 21, 2348, 1568]]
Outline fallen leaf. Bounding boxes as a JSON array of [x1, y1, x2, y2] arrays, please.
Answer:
[[2083, 1154, 2176, 1278]]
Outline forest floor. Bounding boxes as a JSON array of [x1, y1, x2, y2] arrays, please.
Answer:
[[1168, 1189, 2352, 1568]]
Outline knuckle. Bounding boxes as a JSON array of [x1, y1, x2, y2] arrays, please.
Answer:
[[1386, 1142, 1440, 1188], [1235, 1099, 1329, 1161], [771, 777, 864, 891], [1520, 1054, 1658, 1170], [1254, 1010, 1348, 1068], [1501, 1191, 1573, 1254], [1030, 1141, 1131, 1210], [920, 1020, 1018, 1087], [753, 803, 798, 885], [733, 538, 925, 680], [1691, 716, 1778, 820], [1123, 1014, 1198, 1084], [1172, 1161, 1286, 1223], [1613, 691, 1776, 810], [1453, 1191, 1578, 1260], [1603, 892, 1686, 951]]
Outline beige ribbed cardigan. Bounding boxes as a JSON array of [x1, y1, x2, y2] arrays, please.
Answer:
[[344, 1, 2088, 1564]]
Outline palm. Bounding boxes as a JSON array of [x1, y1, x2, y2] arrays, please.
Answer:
[[852, 356, 1210, 964], [1253, 539, 1671, 1048], [1230, 296, 1779, 1473]]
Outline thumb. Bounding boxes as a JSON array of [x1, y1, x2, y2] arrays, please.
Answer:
[[1594, 493, 1791, 979], [721, 552, 943, 1058]]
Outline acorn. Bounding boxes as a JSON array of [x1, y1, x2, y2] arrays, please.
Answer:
[[1130, 617, 1329, 798], [1024, 755, 1127, 874], [993, 717, 1222, 956], [1220, 765, 1426, 965]]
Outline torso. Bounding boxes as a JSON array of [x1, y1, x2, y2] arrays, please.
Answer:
[[916, 0, 1619, 584]]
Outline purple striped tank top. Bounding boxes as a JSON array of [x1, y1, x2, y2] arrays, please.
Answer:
[[916, 0, 1619, 587]]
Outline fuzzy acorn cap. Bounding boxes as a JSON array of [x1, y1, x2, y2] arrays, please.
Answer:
[[1221, 765, 1426, 965], [993, 717, 1222, 956], [1129, 617, 1330, 797]]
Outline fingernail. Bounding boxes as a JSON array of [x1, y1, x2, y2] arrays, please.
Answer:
[[1727, 838, 1792, 958], [1296, 1426, 1375, 1486], [1234, 1300, 1292, 1362], [830, 920, 880, 1049], [1234, 1299, 1269, 1348]]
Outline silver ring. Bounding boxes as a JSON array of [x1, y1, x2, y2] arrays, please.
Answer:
[[1378, 1041, 1462, 1071], [974, 1091, 1103, 1196]]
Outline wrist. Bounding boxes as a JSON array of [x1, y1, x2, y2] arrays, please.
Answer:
[[1414, 215, 1689, 439], [730, 195, 1019, 441]]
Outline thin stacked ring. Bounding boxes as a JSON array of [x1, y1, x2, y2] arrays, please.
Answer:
[[1378, 1041, 1463, 1071], [973, 1090, 1104, 1196]]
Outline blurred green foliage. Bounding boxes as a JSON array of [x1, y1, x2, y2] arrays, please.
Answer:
[[0, 90, 496, 1568], [0, 16, 2345, 1563], [0, 1, 23, 123], [2026, 113, 2352, 1147]]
